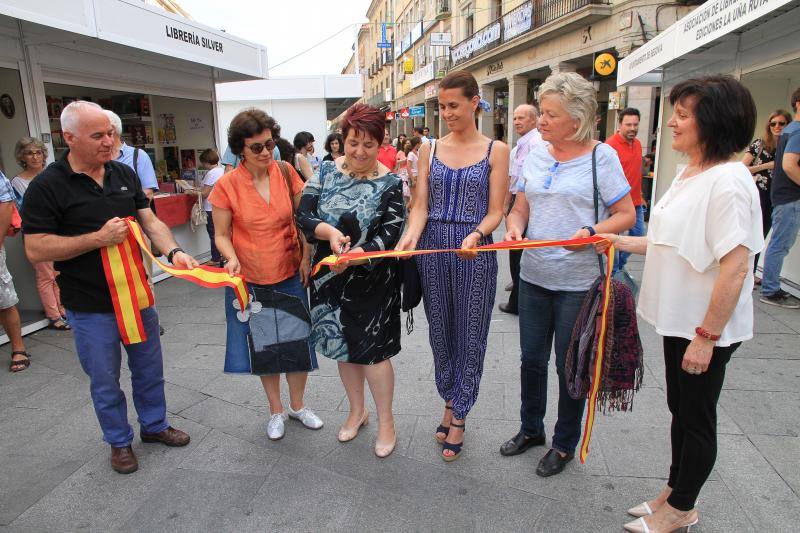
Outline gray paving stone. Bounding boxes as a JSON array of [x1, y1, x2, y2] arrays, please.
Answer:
[[719, 390, 800, 436], [165, 382, 209, 414], [178, 429, 279, 476], [716, 434, 800, 530], [162, 366, 219, 392], [117, 468, 266, 533], [12, 374, 90, 413], [723, 357, 800, 392], [749, 434, 800, 495], [159, 322, 227, 345], [733, 333, 800, 359]]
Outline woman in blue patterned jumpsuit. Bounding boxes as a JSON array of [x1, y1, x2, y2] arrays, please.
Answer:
[[396, 71, 509, 461]]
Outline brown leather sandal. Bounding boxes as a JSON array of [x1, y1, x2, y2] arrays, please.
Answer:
[[9, 351, 30, 373]]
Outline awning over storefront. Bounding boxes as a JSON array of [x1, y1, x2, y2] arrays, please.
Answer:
[[619, 0, 799, 86], [0, 0, 268, 81]]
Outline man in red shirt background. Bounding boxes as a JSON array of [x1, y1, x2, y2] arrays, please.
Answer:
[[377, 128, 397, 171], [606, 108, 646, 271]]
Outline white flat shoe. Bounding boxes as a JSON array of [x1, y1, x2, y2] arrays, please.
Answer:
[[287, 406, 324, 430], [628, 501, 655, 518], [266, 413, 287, 441], [338, 410, 369, 442]]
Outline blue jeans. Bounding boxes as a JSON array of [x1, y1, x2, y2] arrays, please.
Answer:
[[617, 204, 646, 271], [761, 200, 800, 296], [67, 307, 168, 447], [518, 279, 588, 454]]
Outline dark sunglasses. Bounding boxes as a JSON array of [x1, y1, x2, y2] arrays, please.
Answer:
[[770, 121, 787, 127], [245, 138, 276, 154]]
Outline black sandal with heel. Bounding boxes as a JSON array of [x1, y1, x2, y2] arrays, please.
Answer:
[[435, 405, 453, 444], [442, 421, 465, 462]]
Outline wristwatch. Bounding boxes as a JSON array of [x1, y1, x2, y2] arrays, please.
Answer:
[[581, 225, 596, 236], [167, 247, 184, 264]]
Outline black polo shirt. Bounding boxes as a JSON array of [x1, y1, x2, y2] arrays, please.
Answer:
[[22, 151, 150, 313]]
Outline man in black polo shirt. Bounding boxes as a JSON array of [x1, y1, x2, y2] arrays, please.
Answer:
[[22, 101, 199, 474]]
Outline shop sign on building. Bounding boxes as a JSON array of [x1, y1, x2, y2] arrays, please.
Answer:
[[451, 21, 501, 66], [424, 81, 439, 100], [502, 1, 533, 42], [400, 107, 410, 118], [430, 32, 452, 46], [386, 111, 395, 121], [674, 0, 794, 56], [487, 61, 504, 76], [403, 56, 415, 74], [409, 105, 425, 117], [411, 62, 435, 88], [618, 25, 676, 85]]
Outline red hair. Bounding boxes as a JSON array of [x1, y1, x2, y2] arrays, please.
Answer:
[[341, 103, 386, 144]]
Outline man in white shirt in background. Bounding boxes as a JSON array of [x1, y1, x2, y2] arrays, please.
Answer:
[[499, 104, 542, 315]]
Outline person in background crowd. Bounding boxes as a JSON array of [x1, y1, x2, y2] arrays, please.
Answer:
[[23, 101, 196, 473], [210, 109, 322, 441], [413, 125, 429, 144], [498, 104, 542, 316], [406, 136, 421, 185], [292, 132, 315, 181], [606, 107, 646, 272], [760, 88, 800, 309], [199, 148, 224, 266], [275, 137, 296, 167], [423, 126, 434, 140], [302, 131, 321, 172], [394, 133, 407, 150], [0, 169, 29, 372], [396, 71, 510, 462], [12, 137, 69, 330], [377, 128, 397, 171], [323, 133, 344, 161], [743, 109, 791, 284], [501, 72, 634, 476], [395, 137, 411, 204], [297, 103, 405, 458], [598, 75, 761, 533]]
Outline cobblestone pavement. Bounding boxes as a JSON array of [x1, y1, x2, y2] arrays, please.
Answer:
[[1, 251, 799, 532]]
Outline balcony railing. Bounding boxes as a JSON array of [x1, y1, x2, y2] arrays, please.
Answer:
[[449, 0, 609, 68]]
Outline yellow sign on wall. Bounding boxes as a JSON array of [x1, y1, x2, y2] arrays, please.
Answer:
[[594, 53, 617, 77], [403, 56, 414, 74]]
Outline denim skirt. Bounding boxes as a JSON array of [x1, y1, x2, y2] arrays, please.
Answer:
[[224, 273, 318, 375]]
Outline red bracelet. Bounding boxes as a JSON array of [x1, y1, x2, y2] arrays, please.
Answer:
[[695, 327, 720, 341]]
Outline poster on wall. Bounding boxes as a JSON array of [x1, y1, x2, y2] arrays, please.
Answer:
[[188, 115, 205, 131], [180, 149, 196, 170], [158, 113, 177, 144], [162, 146, 180, 181]]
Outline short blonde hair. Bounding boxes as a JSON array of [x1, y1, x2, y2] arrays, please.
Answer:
[[538, 72, 597, 144], [15, 136, 48, 167]]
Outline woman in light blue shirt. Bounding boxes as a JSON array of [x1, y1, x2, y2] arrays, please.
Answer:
[[501, 72, 635, 477]]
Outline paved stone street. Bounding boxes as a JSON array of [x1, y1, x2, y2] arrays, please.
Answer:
[[1, 251, 799, 532]]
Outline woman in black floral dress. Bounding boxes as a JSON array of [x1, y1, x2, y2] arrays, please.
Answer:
[[297, 104, 405, 458], [742, 109, 791, 282]]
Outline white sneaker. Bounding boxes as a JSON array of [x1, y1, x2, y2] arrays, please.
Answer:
[[266, 412, 287, 440], [286, 406, 324, 430]]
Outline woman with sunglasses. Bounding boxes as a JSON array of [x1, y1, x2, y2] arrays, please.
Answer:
[[742, 109, 792, 284], [501, 72, 634, 477], [209, 108, 322, 442], [11, 137, 69, 331]]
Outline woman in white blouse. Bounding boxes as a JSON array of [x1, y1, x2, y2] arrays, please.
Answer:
[[599, 76, 762, 533]]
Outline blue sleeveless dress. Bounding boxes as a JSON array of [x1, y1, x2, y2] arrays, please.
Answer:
[[415, 141, 498, 420]]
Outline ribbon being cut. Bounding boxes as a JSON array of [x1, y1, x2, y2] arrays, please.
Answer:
[[100, 217, 249, 345], [313, 235, 644, 463]]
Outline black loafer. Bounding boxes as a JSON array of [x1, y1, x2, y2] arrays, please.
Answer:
[[499, 431, 546, 456], [536, 448, 574, 477], [498, 302, 518, 315]]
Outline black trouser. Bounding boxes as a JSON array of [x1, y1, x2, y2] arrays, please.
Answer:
[[754, 187, 772, 274], [663, 336, 739, 511], [506, 248, 522, 311]]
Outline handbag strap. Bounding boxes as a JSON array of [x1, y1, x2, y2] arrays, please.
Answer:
[[591, 143, 605, 275]]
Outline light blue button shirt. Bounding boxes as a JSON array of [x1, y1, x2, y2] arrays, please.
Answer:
[[117, 144, 158, 191]]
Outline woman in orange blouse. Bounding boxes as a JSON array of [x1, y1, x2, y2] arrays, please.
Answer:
[[210, 109, 322, 441]]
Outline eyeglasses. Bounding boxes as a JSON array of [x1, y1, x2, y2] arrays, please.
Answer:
[[245, 139, 276, 154], [770, 121, 787, 128], [23, 150, 43, 157], [543, 162, 560, 190]]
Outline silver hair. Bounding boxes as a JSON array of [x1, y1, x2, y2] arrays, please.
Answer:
[[538, 72, 597, 143], [60, 100, 104, 134], [104, 109, 123, 136]]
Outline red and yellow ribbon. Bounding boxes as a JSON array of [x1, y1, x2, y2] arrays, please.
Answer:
[[101, 218, 249, 345], [313, 235, 615, 463]]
